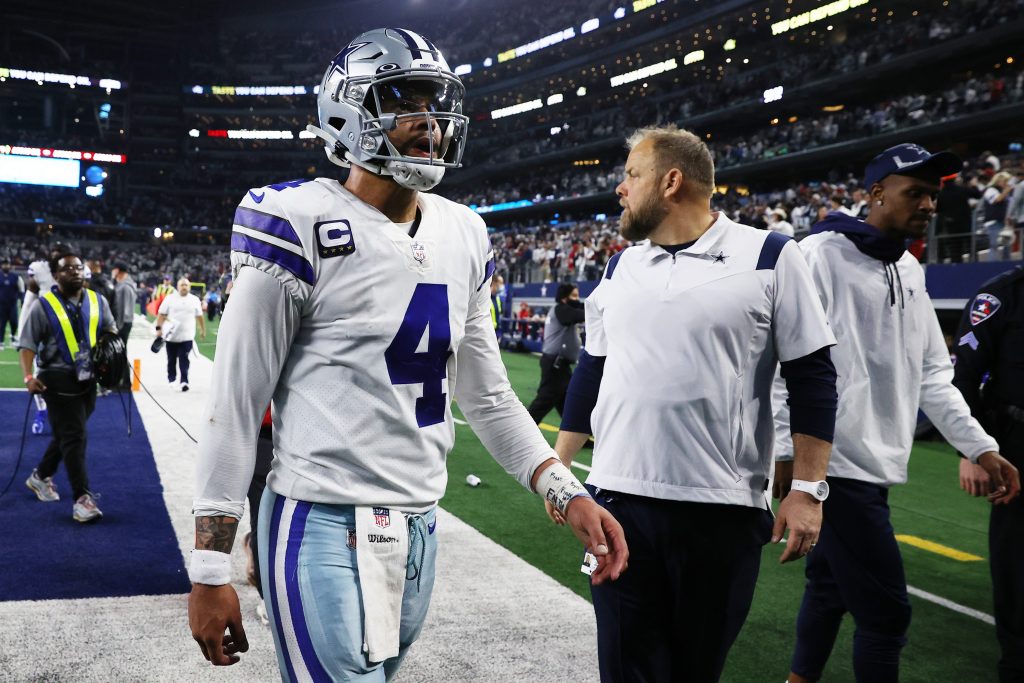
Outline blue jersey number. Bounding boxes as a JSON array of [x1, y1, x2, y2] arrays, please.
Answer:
[[384, 284, 451, 427]]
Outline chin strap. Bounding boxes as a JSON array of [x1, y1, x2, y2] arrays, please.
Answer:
[[388, 160, 445, 191], [305, 124, 351, 169]]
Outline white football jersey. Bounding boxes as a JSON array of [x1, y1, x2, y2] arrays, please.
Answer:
[[194, 178, 554, 517]]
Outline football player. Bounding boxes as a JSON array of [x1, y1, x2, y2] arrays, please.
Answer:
[[187, 28, 628, 680]]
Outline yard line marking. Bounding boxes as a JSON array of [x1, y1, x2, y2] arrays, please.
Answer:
[[896, 534, 984, 562], [906, 585, 994, 625]]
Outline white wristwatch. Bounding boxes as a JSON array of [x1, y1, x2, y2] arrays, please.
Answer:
[[791, 479, 829, 502]]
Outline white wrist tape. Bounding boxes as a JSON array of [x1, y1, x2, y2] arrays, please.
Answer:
[[536, 461, 591, 515], [189, 549, 232, 585]]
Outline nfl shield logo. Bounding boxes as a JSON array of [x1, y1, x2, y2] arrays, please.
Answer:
[[970, 293, 1001, 326], [373, 507, 390, 528], [411, 241, 427, 264]]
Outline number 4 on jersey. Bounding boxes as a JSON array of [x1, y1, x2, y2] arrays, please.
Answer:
[[384, 283, 451, 427]]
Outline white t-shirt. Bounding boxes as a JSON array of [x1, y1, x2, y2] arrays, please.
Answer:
[[158, 292, 202, 342], [583, 212, 836, 508], [773, 230, 997, 486], [193, 178, 555, 519]]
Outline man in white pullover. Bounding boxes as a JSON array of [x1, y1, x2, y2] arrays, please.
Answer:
[[186, 28, 627, 681], [775, 143, 1021, 683]]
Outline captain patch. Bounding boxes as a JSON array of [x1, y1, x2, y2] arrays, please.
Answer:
[[316, 219, 356, 258], [969, 293, 1000, 326]]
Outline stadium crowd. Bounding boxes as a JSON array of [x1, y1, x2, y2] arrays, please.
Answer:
[[0, 235, 228, 292], [448, 64, 1024, 209]]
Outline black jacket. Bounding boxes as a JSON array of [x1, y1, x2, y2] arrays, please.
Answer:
[[952, 266, 1024, 461]]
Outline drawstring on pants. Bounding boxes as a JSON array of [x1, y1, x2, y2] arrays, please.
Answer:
[[405, 513, 428, 592]]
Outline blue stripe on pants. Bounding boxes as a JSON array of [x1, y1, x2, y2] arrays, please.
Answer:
[[285, 501, 332, 682]]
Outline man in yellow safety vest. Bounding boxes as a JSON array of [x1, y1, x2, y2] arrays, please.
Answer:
[[17, 251, 117, 523]]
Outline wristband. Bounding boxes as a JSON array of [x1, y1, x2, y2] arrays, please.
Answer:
[[536, 460, 590, 515], [155, 326, 162, 331], [24, 375, 34, 384], [188, 549, 232, 585]]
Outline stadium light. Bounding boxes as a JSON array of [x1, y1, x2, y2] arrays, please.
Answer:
[[547, 93, 564, 105], [613, 7, 626, 19], [577, 86, 587, 96], [683, 50, 705, 65], [454, 64, 472, 76], [188, 129, 200, 137], [763, 86, 784, 103], [153, 228, 162, 238], [491, 99, 543, 119], [483, 57, 493, 67], [581, 18, 600, 34], [723, 39, 737, 51]]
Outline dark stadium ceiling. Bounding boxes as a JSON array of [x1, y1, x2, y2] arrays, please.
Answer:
[[2, 0, 428, 34]]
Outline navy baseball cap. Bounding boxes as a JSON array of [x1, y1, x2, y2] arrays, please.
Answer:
[[863, 143, 962, 188]]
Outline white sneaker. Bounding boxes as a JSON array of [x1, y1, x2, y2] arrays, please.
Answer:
[[26, 469, 60, 502], [73, 493, 103, 523]]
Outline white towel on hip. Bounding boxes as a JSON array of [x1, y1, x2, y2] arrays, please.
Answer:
[[354, 506, 409, 663]]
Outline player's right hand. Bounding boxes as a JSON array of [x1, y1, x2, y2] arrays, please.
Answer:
[[25, 377, 46, 394], [188, 583, 249, 666]]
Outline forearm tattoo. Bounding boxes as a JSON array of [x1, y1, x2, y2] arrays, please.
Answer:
[[195, 516, 239, 553]]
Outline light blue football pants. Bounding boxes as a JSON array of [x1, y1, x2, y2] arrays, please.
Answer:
[[258, 490, 437, 682]]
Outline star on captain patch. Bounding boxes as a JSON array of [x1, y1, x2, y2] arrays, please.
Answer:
[[411, 241, 427, 264], [711, 250, 729, 263]]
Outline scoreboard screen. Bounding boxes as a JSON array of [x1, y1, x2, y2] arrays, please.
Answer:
[[0, 154, 81, 188]]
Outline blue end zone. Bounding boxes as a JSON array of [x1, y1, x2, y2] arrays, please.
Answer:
[[0, 391, 190, 601]]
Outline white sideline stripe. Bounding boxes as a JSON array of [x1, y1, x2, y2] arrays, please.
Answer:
[[907, 585, 995, 625], [233, 224, 305, 255], [452, 416, 592, 472]]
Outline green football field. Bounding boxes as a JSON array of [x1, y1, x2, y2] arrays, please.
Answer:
[[1, 315, 1000, 681]]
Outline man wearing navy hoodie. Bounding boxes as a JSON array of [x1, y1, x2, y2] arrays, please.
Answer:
[[774, 143, 1021, 683]]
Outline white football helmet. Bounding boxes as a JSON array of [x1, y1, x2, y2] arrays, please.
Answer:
[[307, 28, 469, 191]]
